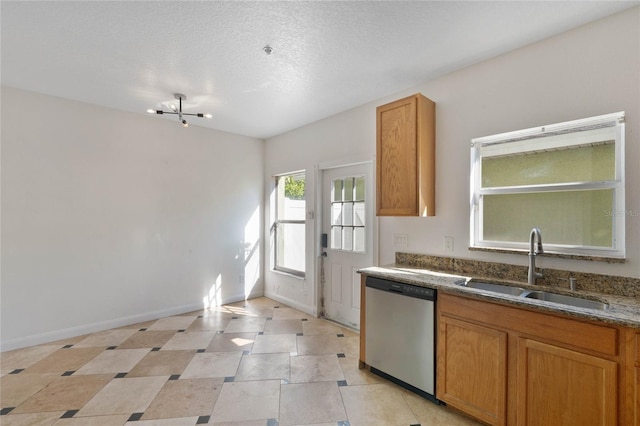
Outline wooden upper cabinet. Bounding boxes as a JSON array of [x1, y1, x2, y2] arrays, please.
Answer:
[[376, 93, 435, 216]]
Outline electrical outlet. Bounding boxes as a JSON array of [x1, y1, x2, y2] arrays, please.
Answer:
[[393, 234, 408, 247], [444, 236, 454, 252]]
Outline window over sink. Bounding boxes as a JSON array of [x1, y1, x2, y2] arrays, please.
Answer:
[[470, 111, 626, 259]]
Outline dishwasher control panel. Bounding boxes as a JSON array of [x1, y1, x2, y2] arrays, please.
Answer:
[[365, 276, 436, 301], [404, 284, 436, 299]]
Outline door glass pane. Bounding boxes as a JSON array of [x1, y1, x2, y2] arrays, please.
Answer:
[[354, 177, 365, 201], [343, 178, 354, 201], [331, 203, 342, 226], [342, 202, 353, 226], [354, 227, 365, 252], [354, 202, 365, 226], [331, 226, 342, 250], [332, 179, 343, 202], [342, 227, 353, 251]]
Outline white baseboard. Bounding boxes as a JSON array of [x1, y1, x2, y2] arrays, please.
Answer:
[[264, 291, 318, 317], [0, 295, 246, 352]]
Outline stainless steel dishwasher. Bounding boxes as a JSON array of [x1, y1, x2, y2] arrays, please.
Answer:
[[365, 275, 439, 403]]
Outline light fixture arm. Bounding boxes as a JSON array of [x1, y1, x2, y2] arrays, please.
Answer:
[[147, 93, 212, 127]]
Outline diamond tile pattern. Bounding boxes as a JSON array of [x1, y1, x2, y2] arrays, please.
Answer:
[[0, 297, 481, 425]]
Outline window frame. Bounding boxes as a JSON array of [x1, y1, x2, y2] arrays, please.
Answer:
[[273, 171, 306, 277], [470, 111, 626, 259]]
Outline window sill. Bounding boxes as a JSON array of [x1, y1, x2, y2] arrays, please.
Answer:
[[271, 269, 306, 280], [468, 246, 626, 264]]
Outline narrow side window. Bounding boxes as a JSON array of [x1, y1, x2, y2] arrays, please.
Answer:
[[274, 171, 306, 276]]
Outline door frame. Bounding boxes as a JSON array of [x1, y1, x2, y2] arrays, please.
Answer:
[[315, 156, 378, 319]]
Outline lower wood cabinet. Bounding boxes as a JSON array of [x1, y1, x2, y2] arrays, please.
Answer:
[[437, 292, 636, 426], [517, 338, 617, 426], [438, 316, 507, 425], [635, 331, 640, 426], [636, 365, 640, 426]]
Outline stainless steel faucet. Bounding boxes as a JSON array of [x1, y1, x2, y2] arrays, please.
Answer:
[[528, 227, 544, 285]]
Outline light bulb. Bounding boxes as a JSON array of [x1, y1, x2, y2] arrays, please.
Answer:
[[147, 109, 155, 114], [182, 119, 189, 128], [204, 113, 212, 119]]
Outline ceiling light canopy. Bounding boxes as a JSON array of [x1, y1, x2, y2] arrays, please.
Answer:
[[147, 93, 212, 128]]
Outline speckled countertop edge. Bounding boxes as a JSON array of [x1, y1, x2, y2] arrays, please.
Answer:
[[359, 265, 640, 329]]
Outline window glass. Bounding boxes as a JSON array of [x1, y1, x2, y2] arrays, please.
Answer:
[[483, 190, 614, 247], [275, 223, 306, 272], [274, 172, 305, 276], [471, 112, 625, 258], [482, 141, 615, 188], [279, 173, 306, 220]]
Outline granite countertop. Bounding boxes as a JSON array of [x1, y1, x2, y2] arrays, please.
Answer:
[[359, 265, 640, 328]]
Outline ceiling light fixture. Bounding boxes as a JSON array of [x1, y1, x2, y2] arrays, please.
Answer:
[[147, 93, 212, 128]]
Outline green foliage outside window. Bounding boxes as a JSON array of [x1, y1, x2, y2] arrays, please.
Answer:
[[284, 176, 305, 200]]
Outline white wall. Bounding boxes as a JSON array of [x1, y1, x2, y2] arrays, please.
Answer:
[[1, 87, 265, 351], [264, 6, 640, 313], [264, 105, 375, 314]]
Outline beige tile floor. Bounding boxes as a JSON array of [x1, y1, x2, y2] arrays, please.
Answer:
[[0, 297, 482, 426]]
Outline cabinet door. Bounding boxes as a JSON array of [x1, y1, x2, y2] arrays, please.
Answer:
[[517, 338, 617, 426], [437, 315, 507, 425], [376, 93, 435, 216], [633, 332, 640, 426], [376, 95, 418, 216], [634, 361, 640, 426]]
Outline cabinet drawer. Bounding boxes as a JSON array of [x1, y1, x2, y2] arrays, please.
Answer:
[[439, 293, 618, 356], [636, 332, 640, 367]]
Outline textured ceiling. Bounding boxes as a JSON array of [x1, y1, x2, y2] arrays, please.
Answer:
[[2, 1, 638, 139]]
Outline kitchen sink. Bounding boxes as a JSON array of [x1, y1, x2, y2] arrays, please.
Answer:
[[458, 280, 609, 311], [524, 291, 608, 310], [464, 281, 527, 296]]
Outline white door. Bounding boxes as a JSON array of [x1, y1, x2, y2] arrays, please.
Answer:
[[320, 163, 374, 329]]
